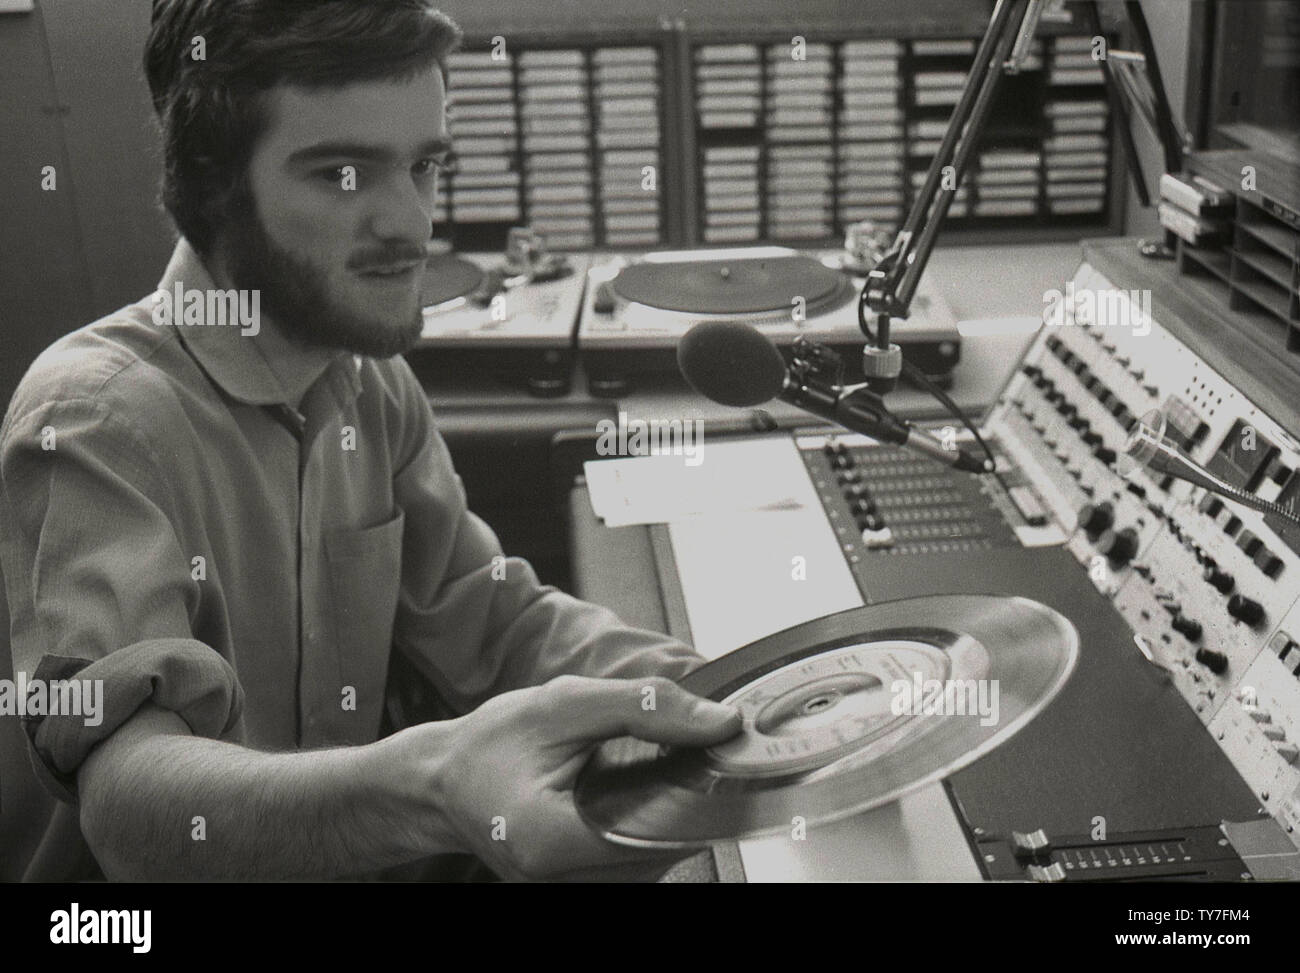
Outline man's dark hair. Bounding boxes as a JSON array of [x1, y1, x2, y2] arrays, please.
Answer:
[[145, 0, 462, 257]]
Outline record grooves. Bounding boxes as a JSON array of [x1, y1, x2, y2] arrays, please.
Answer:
[[610, 254, 853, 316]]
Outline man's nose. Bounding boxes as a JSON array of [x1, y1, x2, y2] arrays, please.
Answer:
[[367, 170, 437, 243]]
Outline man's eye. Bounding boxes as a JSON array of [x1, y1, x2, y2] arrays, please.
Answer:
[[320, 165, 357, 185], [412, 157, 447, 178]]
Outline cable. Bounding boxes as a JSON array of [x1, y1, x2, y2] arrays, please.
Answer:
[[856, 292, 999, 476]]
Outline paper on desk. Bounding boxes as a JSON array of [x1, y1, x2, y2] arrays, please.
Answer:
[[585, 438, 808, 527]]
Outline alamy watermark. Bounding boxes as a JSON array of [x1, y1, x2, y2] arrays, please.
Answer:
[[151, 282, 261, 336], [1042, 283, 1152, 337], [0, 671, 103, 726], [595, 411, 704, 466], [890, 672, 1000, 727], [50, 903, 150, 953]]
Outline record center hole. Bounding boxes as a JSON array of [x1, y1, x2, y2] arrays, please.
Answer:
[[803, 694, 836, 714], [755, 673, 883, 736]]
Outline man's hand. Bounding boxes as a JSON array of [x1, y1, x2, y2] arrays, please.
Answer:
[[383, 675, 742, 881]]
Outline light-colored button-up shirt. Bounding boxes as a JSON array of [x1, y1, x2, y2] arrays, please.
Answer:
[[0, 238, 698, 879]]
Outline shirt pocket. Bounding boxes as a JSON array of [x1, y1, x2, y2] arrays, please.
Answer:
[[322, 509, 405, 743]]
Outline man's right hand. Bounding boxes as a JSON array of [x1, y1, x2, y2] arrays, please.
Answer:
[[379, 674, 742, 881]]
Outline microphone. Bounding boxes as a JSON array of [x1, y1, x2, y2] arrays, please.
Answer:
[[1123, 410, 1300, 526], [678, 320, 989, 474]]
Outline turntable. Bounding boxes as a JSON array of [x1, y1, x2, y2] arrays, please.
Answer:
[[576, 246, 962, 396], [411, 229, 590, 397]]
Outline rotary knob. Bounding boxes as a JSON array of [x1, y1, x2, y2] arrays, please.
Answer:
[[1202, 565, 1234, 594], [1227, 595, 1265, 628], [1194, 646, 1229, 675], [1098, 527, 1140, 566], [1076, 501, 1114, 538]]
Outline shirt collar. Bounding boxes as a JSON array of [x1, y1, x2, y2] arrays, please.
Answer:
[[156, 238, 362, 409]]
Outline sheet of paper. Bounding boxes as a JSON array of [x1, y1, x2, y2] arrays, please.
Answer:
[[585, 437, 809, 528]]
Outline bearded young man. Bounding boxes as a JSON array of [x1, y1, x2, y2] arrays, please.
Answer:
[[0, 0, 738, 882]]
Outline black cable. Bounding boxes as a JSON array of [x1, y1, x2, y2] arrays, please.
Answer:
[[856, 295, 999, 475], [901, 358, 1000, 476]]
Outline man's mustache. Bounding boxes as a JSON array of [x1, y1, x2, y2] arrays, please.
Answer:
[[347, 245, 435, 273]]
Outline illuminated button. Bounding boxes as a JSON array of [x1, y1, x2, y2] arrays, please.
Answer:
[[1254, 548, 1285, 580], [1236, 530, 1263, 557], [1262, 725, 1286, 742], [1222, 515, 1242, 537], [1198, 495, 1224, 517], [1171, 615, 1202, 641], [1275, 743, 1299, 764], [1093, 445, 1118, 465], [1268, 632, 1294, 657], [1243, 706, 1271, 724]]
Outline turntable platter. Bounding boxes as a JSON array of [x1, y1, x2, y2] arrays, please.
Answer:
[[574, 594, 1078, 847], [610, 254, 851, 315], [420, 253, 487, 306]]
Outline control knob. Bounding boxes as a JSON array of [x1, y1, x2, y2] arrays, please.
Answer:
[[1227, 595, 1265, 628], [1098, 527, 1140, 566], [1076, 501, 1114, 538]]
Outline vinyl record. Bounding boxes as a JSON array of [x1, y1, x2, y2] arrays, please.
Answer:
[[575, 594, 1077, 847], [611, 254, 850, 315]]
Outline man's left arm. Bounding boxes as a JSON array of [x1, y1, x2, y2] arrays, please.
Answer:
[[385, 361, 701, 715]]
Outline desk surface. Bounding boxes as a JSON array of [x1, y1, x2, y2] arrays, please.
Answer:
[[420, 241, 1084, 431]]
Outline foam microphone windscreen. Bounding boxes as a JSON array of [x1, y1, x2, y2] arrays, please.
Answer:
[[677, 320, 788, 408]]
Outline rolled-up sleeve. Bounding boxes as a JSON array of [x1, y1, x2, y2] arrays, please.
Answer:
[[0, 398, 243, 802], [386, 363, 702, 714]]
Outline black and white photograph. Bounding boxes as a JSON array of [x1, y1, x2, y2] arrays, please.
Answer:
[[0, 0, 1297, 940]]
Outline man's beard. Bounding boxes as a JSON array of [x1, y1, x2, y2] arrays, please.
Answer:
[[220, 200, 427, 358]]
